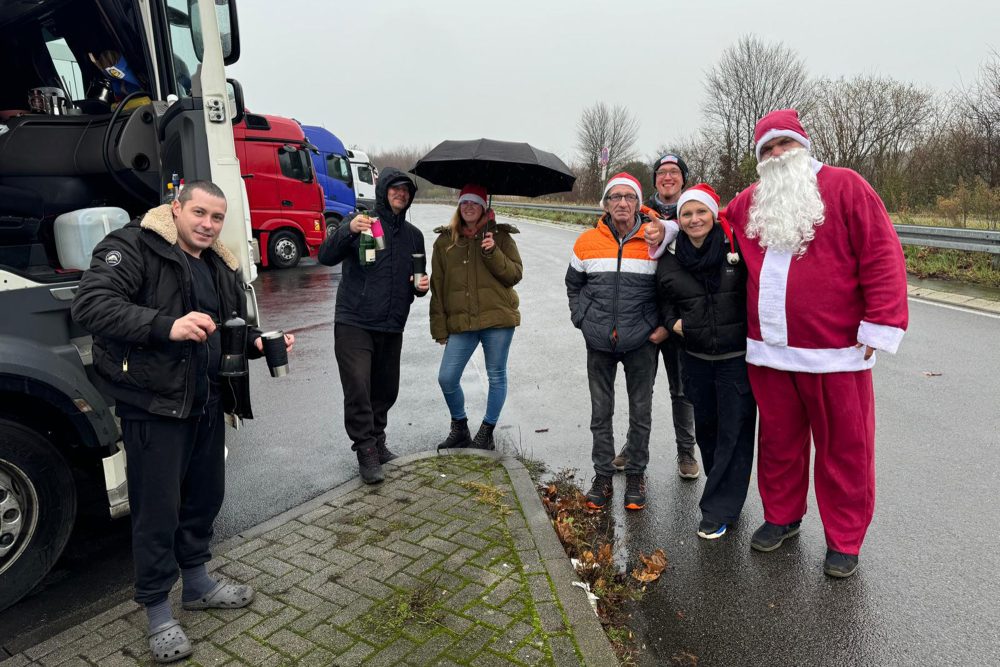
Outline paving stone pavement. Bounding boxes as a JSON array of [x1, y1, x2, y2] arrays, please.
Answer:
[[1, 452, 617, 667]]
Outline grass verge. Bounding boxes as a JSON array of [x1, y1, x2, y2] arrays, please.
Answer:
[[494, 206, 596, 227], [904, 246, 1000, 289]]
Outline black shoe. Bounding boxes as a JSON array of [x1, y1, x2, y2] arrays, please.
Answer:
[[375, 436, 398, 464], [437, 418, 472, 450], [623, 474, 646, 511], [750, 520, 801, 552], [357, 446, 384, 484], [470, 421, 496, 450], [824, 549, 859, 578], [585, 474, 613, 509], [697, 519, 728, 540]]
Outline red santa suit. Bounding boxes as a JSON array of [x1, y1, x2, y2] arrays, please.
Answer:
[[724, 111, 909, 555]]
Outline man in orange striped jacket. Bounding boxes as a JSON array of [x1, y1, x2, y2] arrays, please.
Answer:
[[566, 172, 679, 511]]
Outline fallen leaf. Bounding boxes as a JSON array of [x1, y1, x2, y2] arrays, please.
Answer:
[[546, 484, 557, 496], [597, 542, 614, 566], [631, 548, 668, 583]]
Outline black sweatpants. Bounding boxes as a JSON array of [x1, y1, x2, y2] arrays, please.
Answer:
[[334, 323, 403, 452], [122, 398, 225, 605], [682, 353, 757, 524]]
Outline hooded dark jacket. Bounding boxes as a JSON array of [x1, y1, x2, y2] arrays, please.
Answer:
[[317, 168, 427, 332], [71, 204, 261, 420]]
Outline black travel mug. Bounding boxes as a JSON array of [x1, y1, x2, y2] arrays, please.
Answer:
[[260, 330, 289, 377], [412, 253, 426, 284]]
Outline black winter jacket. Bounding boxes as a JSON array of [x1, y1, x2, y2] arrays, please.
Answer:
[[656, 243, 748, 356], [71, 205, 262, 419], [317, 168, 427, 332]]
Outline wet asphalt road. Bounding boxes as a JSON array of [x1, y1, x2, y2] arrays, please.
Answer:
[[3, 203, 999, 666]]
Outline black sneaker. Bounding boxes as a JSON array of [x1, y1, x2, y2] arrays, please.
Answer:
[[585, 474, 613, 509], [356, 446, 384, 485], [697, 519, 728, 540], [375, 436, 398, 464], [470, 421, 496, 450], [750, 520, 801, 552], [437, 418, 472, 450], [824, 549, 859, 578], [623, 474, 646, 511]]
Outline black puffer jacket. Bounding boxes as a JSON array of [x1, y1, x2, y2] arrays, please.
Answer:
[[318, 168, 427, 332], [71, 205, 261, 419], [656, 241, 748, 356]]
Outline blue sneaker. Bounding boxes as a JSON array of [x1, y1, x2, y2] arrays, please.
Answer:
[[697, 519, 728, 540]]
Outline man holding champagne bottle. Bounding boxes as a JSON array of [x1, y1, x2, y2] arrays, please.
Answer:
[[318, 168, 429, 484]]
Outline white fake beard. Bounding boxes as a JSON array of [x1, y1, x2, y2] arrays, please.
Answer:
[[747, 148, 825, 256]]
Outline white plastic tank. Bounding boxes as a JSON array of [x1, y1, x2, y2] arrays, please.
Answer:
[[54, 207, 130, 271]]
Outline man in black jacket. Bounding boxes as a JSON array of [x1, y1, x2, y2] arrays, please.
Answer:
[[72, 182, 294, 663], [318, 168, 428, 484]]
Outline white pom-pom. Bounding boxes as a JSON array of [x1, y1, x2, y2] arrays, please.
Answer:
[[727, 252, 740, 265]]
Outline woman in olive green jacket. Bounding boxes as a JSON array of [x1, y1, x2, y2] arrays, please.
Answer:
[[431, 184, 523, 450]]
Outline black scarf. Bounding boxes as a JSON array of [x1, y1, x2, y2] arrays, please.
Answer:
[[650, 194, 677, 220], [675, 224, 726, 293]]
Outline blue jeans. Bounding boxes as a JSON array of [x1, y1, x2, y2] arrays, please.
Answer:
[[438, 327, 515, 425]]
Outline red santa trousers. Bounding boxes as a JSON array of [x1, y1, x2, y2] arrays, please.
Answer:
[[747, 364, 876, 555]]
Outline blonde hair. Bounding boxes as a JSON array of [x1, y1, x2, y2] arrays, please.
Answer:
[[446, 203, 488, 249]]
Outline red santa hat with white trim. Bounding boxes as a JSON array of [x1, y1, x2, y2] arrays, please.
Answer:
[[754, 109, 811, 161], [602, 172, 642, 203], [676, 183, 720, 219]]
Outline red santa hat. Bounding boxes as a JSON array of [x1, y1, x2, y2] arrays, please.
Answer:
[[602, 172, 642, 202], [458, 183, 488, 209], [676, 183, 720, 220], [754, 109, 811, 161]]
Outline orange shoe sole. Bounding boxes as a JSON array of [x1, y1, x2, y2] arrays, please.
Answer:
[[624, 502, 645, 510]]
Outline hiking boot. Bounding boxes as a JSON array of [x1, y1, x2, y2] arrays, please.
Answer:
[[375, 436, 398, 464], [612, 448, 628, 471], [677, 450, 700, 479], [437, 418, 472, 450], [585, 474, 614, 509], [824, 549, 860, 578], [697, 519, 728, 540], [624, 474, 647, 510], [356, 446, 384, 485], [750, 520, 801, 552], [471, 421, 496, 450]]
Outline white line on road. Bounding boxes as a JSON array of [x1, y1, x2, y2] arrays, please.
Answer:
[[909, 296, 1000, 319]]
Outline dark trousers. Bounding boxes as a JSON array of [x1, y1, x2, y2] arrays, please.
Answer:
[[334, 323, 403, 452], [122, 399, 225, 605], [587, 342, 658, 476], [661, 337, 697, 454], [682, 353, 757, 524]]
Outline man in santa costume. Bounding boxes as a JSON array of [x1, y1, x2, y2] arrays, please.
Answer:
[[724, 109, 908, 577]]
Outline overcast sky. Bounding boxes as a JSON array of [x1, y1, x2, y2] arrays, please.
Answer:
[[228, 0, 998, 164]]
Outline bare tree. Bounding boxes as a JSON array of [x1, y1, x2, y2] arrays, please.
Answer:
[[575, 102, 640, 200], [703, 34, 813, 197], [960, 50, 1000, 187]]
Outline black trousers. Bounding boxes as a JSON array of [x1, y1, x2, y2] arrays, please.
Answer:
[[334, 323, 403, 452], [660, 337, 697, 454], [682, 353, 757, 524], [122, 398, 225, 605]]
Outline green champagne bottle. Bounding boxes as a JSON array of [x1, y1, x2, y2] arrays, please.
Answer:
[[358, 229, 377, 266]]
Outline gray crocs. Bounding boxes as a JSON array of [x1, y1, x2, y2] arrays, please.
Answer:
[[148, 619, 192, 664], [182, 581, 255, 610]]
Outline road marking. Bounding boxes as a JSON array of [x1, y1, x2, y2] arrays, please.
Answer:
[[909, 296, 1000, 319]]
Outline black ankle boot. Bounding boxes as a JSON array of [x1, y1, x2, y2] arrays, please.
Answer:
[[357, 446, 384, 484], [375, 436, 397, 463], [437, 418, 472, 450], [471, 421, 496, 450]]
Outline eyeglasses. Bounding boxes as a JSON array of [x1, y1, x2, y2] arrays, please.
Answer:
[[606, 193, 638, 203]]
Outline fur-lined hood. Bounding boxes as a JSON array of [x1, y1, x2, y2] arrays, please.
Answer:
[[139, 204, 240, 271]]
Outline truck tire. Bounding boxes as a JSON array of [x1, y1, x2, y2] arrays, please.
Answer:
[[0, 419, 77, 612], [267, 230, 301, 269], [325, 214, 342, 239]]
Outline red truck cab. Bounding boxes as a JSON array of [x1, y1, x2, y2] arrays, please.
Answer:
[[233, 113, 325, 268]]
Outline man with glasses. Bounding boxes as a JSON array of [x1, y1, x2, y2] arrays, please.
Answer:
[[615, 154, 700, 479], [567, 173, 677, 511]]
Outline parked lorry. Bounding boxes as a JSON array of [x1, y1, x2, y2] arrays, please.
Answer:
[[347, 148, 378, 211], [300, 125, 356, 237], [234, 113, 325, 269], [0, 0, 250, 611]]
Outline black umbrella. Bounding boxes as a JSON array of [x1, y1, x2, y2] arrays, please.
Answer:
[[410, 138, 576, 197]]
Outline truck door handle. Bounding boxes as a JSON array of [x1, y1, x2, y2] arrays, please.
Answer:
[[282, 200, 293, 207], [242, 174, 254, 179]]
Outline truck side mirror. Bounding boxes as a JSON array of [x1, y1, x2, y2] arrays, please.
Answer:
[[226, 78, 244, 125], [188, 0, 241, 65]]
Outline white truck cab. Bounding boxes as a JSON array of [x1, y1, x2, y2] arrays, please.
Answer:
[[346, 149, 378, 211]]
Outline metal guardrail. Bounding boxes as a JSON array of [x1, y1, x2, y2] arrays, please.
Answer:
[[491, 201, 1000, 254]]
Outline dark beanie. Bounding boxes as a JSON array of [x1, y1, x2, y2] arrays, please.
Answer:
[[651, 154, 689, 186]]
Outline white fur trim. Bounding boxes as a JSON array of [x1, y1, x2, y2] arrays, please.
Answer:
[[857, 321, 905, 354], [677, 190, 719, 219], [575, 257, 657, 275], [747, 339, 876, 373], [755, 129, 811, 161], [647, 219, 679, 259], [603, 177, 641, 202], [758, 250, 793, 346], [458, 193, 487, 209]]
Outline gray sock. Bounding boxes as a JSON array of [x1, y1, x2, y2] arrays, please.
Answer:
[[145, 597, 174, 630], [181, 564, 217, 602]]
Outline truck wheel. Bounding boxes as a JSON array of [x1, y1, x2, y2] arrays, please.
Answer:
[[325, 215, 342, 239], [0, 419, 77, 612], [268, 230, 301, 269]]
